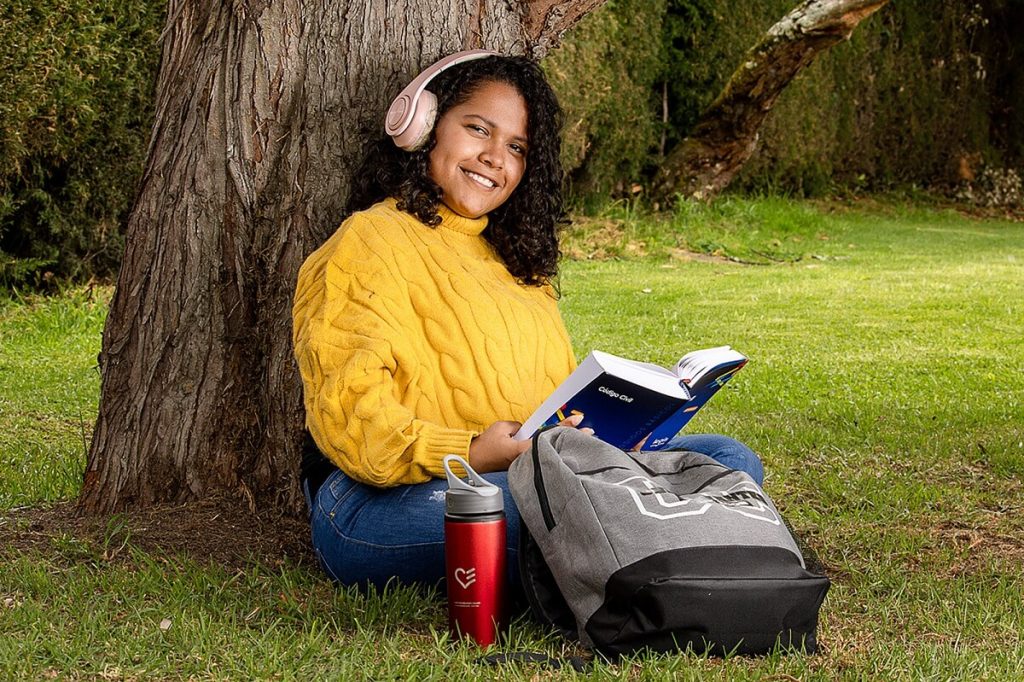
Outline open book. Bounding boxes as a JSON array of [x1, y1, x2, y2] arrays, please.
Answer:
[[514, 346, 747, 450]]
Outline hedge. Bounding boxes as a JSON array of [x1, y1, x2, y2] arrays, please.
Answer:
[[0, 0, 164, 286]]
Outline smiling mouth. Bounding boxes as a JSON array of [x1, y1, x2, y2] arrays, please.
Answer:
[[463, 169, 497, 189]]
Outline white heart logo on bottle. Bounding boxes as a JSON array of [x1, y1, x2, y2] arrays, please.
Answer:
[[454, 567, 477, 589]]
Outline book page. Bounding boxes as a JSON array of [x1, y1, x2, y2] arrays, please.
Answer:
[[675, 346, 746, 390]]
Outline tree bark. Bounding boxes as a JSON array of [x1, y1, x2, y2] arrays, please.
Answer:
[[653, 0, 888, 203], [80, 0, 603, 515]]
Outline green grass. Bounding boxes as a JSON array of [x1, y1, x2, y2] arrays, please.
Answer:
[[0, 286, 106, 508], [2, 199, 1023, 679]]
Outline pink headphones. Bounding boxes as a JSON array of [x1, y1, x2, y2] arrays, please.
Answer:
[[385, 49, 499, 151]]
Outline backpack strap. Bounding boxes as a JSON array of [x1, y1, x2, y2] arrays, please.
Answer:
[[518, 523, 578, 640]]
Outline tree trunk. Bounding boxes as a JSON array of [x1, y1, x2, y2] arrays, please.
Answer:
[[80, 0, 603, 515], [653, 0, 888, 203]]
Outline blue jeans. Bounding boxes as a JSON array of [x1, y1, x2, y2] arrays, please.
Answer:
[[308, 433, 763, 591]]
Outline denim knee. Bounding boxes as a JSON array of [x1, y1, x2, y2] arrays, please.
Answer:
[[662, 433, 764, 485], [714, 437, 764, 485]]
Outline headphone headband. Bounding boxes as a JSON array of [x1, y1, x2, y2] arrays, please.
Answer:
[[385, 49, 499, 150]]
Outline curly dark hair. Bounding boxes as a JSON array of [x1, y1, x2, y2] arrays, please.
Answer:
[[346, 55, 566, 286]]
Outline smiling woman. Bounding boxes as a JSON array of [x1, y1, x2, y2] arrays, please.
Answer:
[[290, 53, 763, 593], [291, 54, 579, 591], [428, 81, 528, 219]]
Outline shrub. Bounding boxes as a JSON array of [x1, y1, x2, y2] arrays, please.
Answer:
[[550, 0, 1023, 202], [544, 0, 667, 201], [0, 0, 165, 286], [957, 166, 1024, 208], [739, 0, 1004, 194]]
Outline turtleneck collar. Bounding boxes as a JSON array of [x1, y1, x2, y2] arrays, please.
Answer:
[[436, 202, 489, 236]]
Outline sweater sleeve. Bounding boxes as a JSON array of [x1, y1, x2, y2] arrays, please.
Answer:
[[293, 216, 477, 487]]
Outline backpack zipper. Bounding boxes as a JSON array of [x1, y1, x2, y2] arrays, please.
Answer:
[[532, 436, 557, 531]]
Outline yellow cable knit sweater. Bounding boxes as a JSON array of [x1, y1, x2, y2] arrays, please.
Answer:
[[292, 199, 577, 487]]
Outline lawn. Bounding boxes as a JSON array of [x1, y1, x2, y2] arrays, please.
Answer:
[[1, 198, 1022, 679]]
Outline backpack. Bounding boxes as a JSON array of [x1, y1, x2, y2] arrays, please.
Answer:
[[508, 427, 831, 657]]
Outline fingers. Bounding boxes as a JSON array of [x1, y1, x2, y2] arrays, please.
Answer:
[[469, 421, 529, 473], [556, 413, 593, 437], [512, 437, 532, 455], [470, 416, 596, 475], [557, 413, 584, 428]]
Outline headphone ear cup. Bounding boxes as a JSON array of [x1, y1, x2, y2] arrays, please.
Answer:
[[386, 50, 497, 151], [394, 90, 437, 151]]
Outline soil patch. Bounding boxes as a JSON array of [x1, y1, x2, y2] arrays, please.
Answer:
[[563, 216, 649, 260], [930, 517, 1024, 577], [0, 493, 313, 571], [666, 247, 750, 265]]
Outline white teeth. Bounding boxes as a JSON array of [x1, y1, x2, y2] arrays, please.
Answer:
[[465, 170, 496, 188]]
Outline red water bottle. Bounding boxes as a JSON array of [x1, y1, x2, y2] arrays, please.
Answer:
[[443, 455, 506, 647]]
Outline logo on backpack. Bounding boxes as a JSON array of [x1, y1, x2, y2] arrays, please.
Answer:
[[614, 476, 780, 524]]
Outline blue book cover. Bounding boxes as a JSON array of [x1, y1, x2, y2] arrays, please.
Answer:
[[515, 347, 747, 450], [643, 361, 746, 449]]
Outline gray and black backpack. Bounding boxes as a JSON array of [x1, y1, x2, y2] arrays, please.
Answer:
[[508, 427, 830, 657]]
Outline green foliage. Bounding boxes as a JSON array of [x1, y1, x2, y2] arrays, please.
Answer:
[[4, 0, 1023, 286], [0, 0, 165, 286], [544, 0, 668, 198], [3, 202, 1024, 677], [740, 0, 1008, 194], [550, 1, 1024, 202], [660, 0, 730, 148]]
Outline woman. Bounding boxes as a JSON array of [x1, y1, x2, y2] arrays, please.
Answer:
[[292, 53, 763, 590]]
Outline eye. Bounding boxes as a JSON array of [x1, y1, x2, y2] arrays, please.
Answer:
[[466, 124, 488, 136], [509, 143, 527, 156]]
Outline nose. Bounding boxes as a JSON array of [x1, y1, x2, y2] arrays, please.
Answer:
[[479, 141, 505, 169]]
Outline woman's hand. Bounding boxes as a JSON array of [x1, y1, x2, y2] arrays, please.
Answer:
[[468, 421, 531, 474], [468, 414, 594, 473]]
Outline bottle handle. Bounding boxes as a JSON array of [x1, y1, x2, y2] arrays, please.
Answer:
[[443, 455, 501, 497]]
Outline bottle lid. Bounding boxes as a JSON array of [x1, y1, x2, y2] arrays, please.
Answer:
[[443, 455, 504, 516]]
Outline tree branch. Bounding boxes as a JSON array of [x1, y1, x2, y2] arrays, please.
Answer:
[[522, 0, 608, 58], [653, 0, 889, 202]]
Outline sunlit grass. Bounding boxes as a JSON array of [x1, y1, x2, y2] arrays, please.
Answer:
[[0, 287, 107, 508], [1, 199, 1023, 678]]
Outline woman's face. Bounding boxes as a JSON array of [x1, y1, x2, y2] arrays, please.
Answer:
[[428, 80, 528, 219]]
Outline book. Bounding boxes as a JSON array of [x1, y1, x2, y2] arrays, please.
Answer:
[[513, 346, 747, 450]]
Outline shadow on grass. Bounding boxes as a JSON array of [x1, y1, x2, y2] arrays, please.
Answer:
[[0, 492, 313, 572]]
